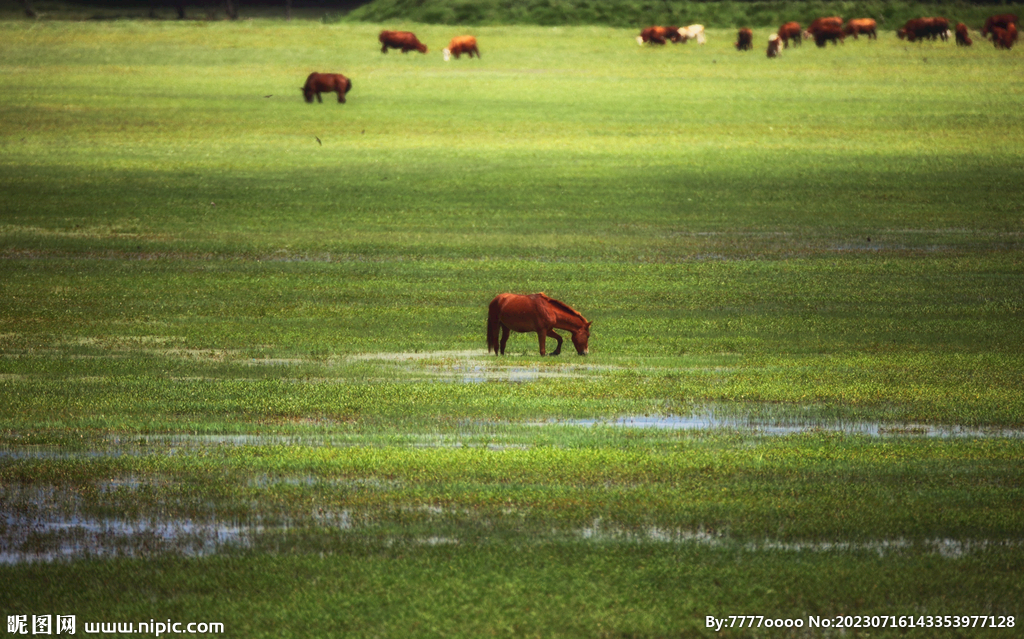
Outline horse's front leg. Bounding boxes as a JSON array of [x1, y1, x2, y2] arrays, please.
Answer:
[[546, 329, 563, 356], [315, 92, 323, 103]]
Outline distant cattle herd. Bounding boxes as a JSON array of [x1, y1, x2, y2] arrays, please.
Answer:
[[303, 15, 1019, 104]]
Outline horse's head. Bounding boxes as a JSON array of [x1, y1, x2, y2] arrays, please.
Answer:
[[571, 321, 592, 356], [301, 87, 315, 103]]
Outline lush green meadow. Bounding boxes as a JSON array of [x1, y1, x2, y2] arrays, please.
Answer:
[[1, 16, 1023, 637]]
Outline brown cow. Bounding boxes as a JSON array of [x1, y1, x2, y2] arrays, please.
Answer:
[[982, 14, 1019, 38], [301, 72, 352, 104], [443, 35, 479, 60], [898, 17, 950, 42], [638, 26, 680, 45], [778, 21, 802, 48], [766, 34, 782, 58], [379, 30, 428, 54], [992, 23, 1018, 49], [735, 28, 753, 51], [803, 17, 843, 40], [843, 18, 877, 39], [804, 17, 846, 47], [955, 23, 972, 46]]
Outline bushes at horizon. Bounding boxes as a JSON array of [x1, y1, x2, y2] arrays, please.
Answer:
[[335, 0, 1018, 29]]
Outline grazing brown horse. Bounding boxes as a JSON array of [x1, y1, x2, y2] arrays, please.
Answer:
[[487, 293, 591, 356], [301, 72, 352, 103]]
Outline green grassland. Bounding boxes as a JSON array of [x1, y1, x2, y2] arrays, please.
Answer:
[[1, 16, 1023, 637]]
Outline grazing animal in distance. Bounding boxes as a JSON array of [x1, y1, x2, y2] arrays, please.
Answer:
[[778, 22, 802, 48], [803, 16, 843, 41], [955, 23, 972, 46], [487, 293, 591, 357], [992, 22, 1018, 49], [982, 14, 1019, 38], [898, 17, 950, 42], [810, 24, 844, 47], [735, 28, 753, 51], [301, 72, 352, 104], [804, 17, 845, 46], [638, 25, 680, 45], [676, 24, 706, 44], [443, 35, 479, 60], [766, 34, 782, 57], [379, 30, 428, 54], [843, 18, 877, 39]]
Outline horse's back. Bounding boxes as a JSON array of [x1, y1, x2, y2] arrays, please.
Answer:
[[491, 293, 554, 330]]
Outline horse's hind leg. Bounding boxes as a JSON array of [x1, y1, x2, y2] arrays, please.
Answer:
[[499, 326, 511, 355]]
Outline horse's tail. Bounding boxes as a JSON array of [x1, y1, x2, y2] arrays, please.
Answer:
[[487, 297, 501, 354]]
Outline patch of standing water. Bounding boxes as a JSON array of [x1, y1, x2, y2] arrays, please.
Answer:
[[536, 412, 1023, 438]]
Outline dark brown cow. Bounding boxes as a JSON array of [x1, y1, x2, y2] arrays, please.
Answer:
[[982, 14, 1019, 38], [843, 18, 877, 39], [444, 35, 479, 60], [735, 28, 753, 51], [803, 17, 843, 40], [804, 17, 845, 46], [379, 30, 428, 54], [809, 25, 844, 47], [992, 23, 1018, 49], [898, 17, 950, 42], [766, 34, 782, 58], [778, 21, 802, 48], [301, 72, 352, 104], [638, 25, 681, 45], [955, 23, 972, 46]]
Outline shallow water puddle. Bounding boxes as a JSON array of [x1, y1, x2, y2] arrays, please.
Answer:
[[343, 349, 603, 383], [3, 508, 1014, 563], [540, 413, 1024, 438], [579, 519, 1021, 558], [0, 515, 255, 564]]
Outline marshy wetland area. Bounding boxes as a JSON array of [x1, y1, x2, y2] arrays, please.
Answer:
[[1, 3, 1023, 637]]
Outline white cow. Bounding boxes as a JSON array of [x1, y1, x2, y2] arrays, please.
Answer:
[[676, 24, 706, 44]]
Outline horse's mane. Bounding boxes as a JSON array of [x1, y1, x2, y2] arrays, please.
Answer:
[[539, 293, 587, 323]]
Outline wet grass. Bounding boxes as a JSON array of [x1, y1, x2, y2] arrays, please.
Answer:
[[1, 18, 1023, 637]]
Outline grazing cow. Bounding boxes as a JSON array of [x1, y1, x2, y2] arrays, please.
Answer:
[[301, 72, 352, 104], [982, 14, 1019, 38], [804, 17, 846, 47], [735, 28, 753, 51], [955, 23, 972, 46], [778, 21, 802, 48], [808, 24, 845, 47], [766, 33, 782, 57], [843, 18, 877, 39], [992, 23, 1018, 49], [676, 24, 706, 44], [803, 16, 843, 40], [443, 35, 479, 61], [379, 30, 428, 54], [897, 17, 950, 42], [638, 25, 680, 45]]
